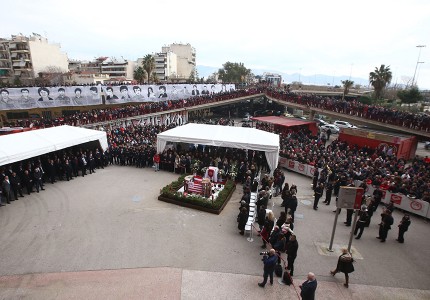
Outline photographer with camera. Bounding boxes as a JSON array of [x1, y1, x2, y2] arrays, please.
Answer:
[[258, 248, 278, 288]]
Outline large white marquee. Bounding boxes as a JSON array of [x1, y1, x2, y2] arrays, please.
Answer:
[[157, 123, 280, 172], [0, 125, 108, 166]]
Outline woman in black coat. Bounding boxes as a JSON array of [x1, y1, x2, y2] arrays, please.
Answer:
[[330, 248, 354, 287], [237, 207, 248, 235]]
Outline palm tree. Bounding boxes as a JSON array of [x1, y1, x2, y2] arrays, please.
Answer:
[[369, 64, 392, 100], [133, 66, 146, 84], [341, 79, 354, 101], [142, 54, 155, 83]]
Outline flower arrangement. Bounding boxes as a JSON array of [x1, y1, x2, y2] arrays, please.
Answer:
[[192, 159, 201, 173]]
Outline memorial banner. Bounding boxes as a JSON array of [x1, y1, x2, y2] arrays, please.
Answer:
[[0, 84, 235, 110], [0, 86, 102, 109]]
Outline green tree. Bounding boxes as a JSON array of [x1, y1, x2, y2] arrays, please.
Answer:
[[369, 64, 392, 100], [142, 54, 155, 83], [133, 66, 146, 84], [151, 72, 159, 84], [218, 62, 251, 83], [341, 79, 354, 101], [397, 86, 423, 105]]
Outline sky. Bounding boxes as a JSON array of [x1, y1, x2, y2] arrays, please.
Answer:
[[1, 0, 430, 88]]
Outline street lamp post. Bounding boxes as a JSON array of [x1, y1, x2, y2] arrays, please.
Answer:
[[412, 45, 426, 86]]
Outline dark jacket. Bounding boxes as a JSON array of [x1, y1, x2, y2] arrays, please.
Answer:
[[237, 210, 248, 231], [263, 254, 278, 272], [286, 240, 299, 257], [300, 279, 317, 300], [336, 253, 355, 274]]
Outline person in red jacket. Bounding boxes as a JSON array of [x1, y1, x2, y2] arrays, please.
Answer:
[[153, 153, 160, 172]]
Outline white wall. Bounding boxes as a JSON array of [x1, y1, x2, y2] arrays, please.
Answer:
[[28, 39, 68, 75]]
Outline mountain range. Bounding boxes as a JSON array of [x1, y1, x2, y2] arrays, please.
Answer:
[[197, 65, 369, 87]]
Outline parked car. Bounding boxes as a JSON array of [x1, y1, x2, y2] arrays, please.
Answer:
[[320, 124, 340, 134], [314, 118, 329, 126], [333, 120, 357, 129]]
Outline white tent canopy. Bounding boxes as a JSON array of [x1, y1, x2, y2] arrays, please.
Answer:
[[0, 125, 108, 166], [157, 123, 280, 172]]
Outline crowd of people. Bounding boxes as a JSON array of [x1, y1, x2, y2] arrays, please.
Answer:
[[6, 85, 429, 136], [10, 88, 263, 128], [258, 124, 430, 201], [266, 89, 430, 132], [1, 146, 106, 207]]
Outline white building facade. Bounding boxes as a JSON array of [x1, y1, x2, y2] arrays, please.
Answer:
[[0, 34, 68, 84], [161, 43, 195, 81]]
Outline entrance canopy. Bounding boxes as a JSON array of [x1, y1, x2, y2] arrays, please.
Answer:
[[252, 116, 318, 135], [157, 123, 280, 172], [0, 125, 108, 166]]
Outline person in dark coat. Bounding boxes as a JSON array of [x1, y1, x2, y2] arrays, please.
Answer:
[[323, 180, 333, 205], [22, 170, 33, 195], [281, 188, 291, 207], [344, 208, 354, 226], [10, 172, 24, 199], [276, 211, 287, 227], [287, 191, 298, 221], [397, 214, 411, 243], [313, 183, 323, 210], [377, 208, 394, 242], [33, 167, 44, 192], [312, 169, 319, 190], [273, 233, 286, 263], [300, 272, 317, 300], [257, 205, 266, 231], [237, 207, 248, 235], [286, 234, 299, 276], [258, 249, 278, 287], [354, 205, 369, 239], [330, 248, 354, 287]]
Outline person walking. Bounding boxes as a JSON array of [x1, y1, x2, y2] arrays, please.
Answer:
[[330, 248, 355, 288], [300, 272, 317, 300], [396, 214, 411, 243], [258, 249, 278, 288]]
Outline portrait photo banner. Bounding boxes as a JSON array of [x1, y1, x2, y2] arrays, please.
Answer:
[[0, 86, 102, 110], [0, 84, 236, 110]]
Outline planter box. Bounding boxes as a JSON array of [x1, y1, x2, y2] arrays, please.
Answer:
[[158, 183, 236, 215]]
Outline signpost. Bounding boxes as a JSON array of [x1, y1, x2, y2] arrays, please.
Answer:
[[328, 187, 364, 252]]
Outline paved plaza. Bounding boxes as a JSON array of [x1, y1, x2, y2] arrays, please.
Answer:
[[0, 166, 429, 299]]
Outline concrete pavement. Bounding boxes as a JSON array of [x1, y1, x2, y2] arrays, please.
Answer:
[[0, 165, 429, 299]]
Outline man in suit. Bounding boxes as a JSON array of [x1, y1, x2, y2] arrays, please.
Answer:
[[10, 172, 24, 200], [313, 183, 323, 210], [377, 208, 394, 242], [2, 176, 13, 204], [300, 272, 317, 300]]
